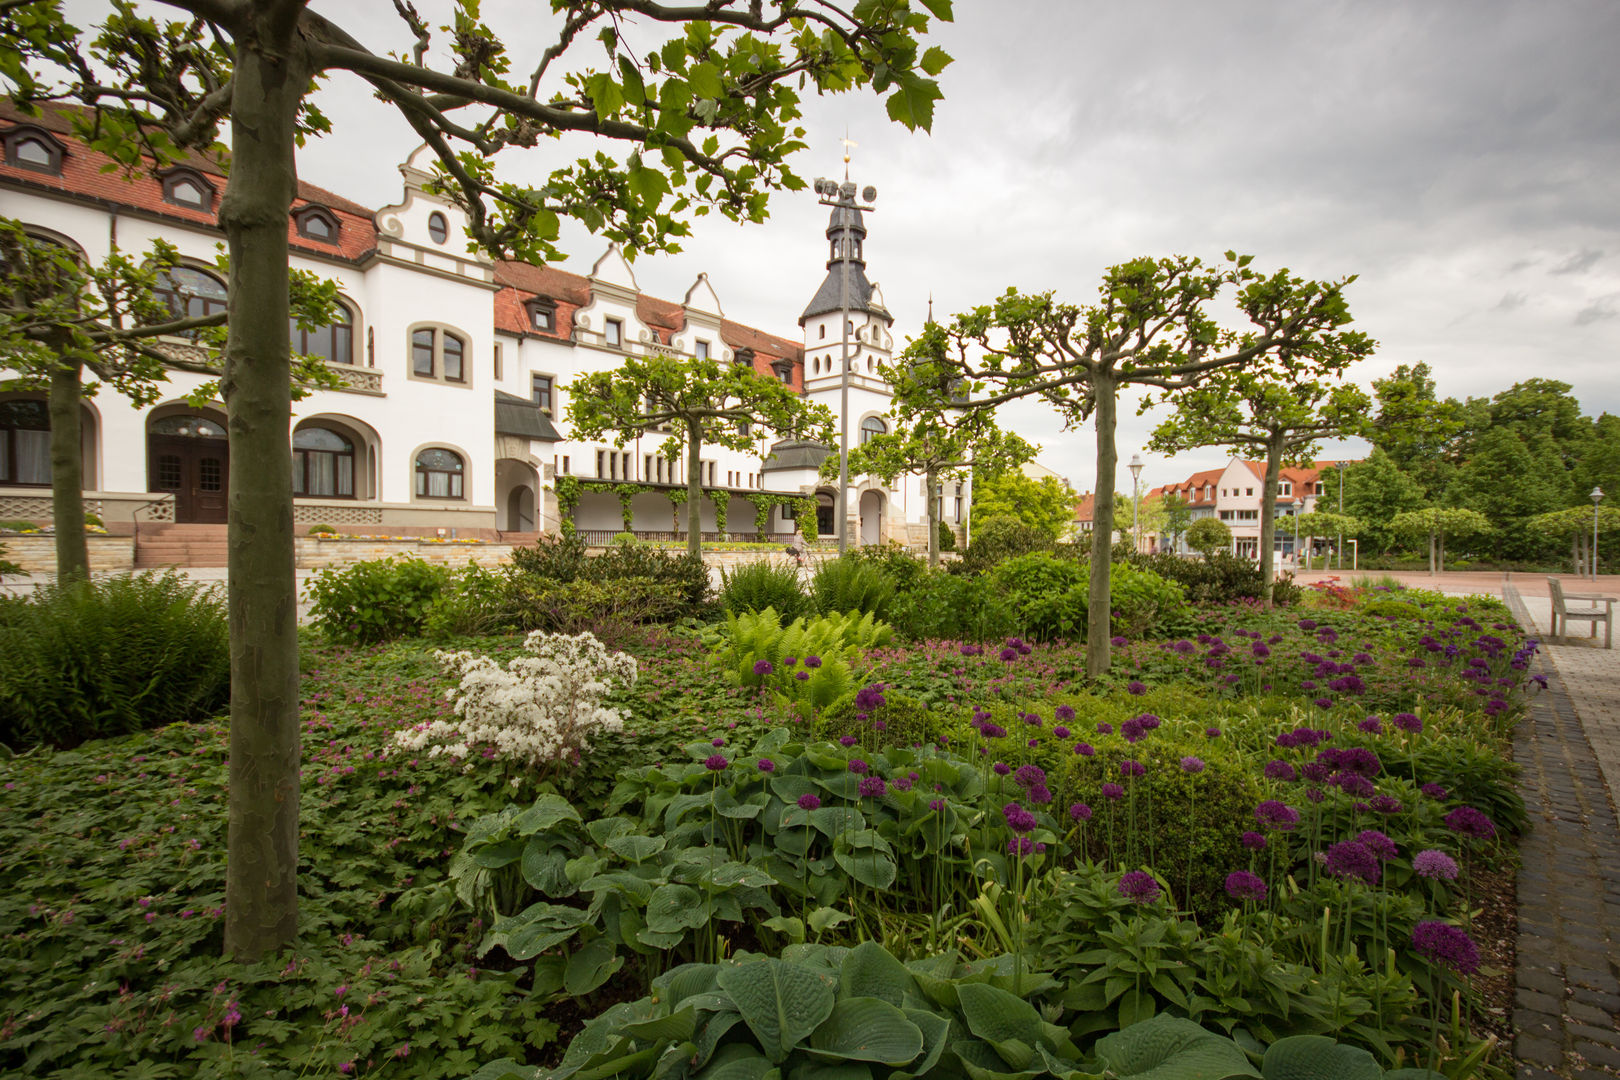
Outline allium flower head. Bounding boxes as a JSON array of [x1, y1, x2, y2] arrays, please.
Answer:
[[999, 647, 1019, 662], [1120, 760, 1146, 778], [1254, 800, 1300, 832], [1445, 806, 1496, 840], [797, 793, 822, 811], [1053, 726, 1071, 739], [1055, 705, 1076, 722], [1240, 831, 1267, 850], [848, 758, 869, 775], [1324, 840, 1381, 885], [1358, 717, 1384, 734], [1127, 681, 1148, 696], [1102, 782, 1125, 801], [981, 723, 1007, 740], [1411, 920, 1481, 975], [1027, 784, 1053, 805], [1014, 764, 1047, 790], [1392, 712, 1422, 734], [1117, 870, 1161, 904], [1205, 727, 1222, 738], [757, 758, 776, 773], [992, 761, 1011, 776], [857, 776, 887, 798], [1179, 756, 1205, 774], [1096, 722, 1114, 735], [1368, 794, 1403, 814], [1421, 782, 1449, 800], [803, 655, 822, 668], [1002, 802, 1038, 833], [704, 754, 729, 771], [1074, 742, 1095, 757], [1356, 829, 1398, 860], [753, 660, 774, 676], [1264, 760, 1298, 782], [1413, 849, 1460, 880], [1008, 837, 1037, 856], [1224, 870, 1268, 902], [838, 735, 857, 747], [1111, 636, 1128, 647], [928, 798, 945, 812], [1069, 802, 1092, 822]]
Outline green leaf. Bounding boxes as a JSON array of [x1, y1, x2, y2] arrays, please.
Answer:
[[646, 884, 709, 933], [884, 72, 943, 132], [697, 1045, 776, 1080], [807, 907, 853, 934], [1092, 1014, 1258, 1079], [955, 982, 1043, 1051], [706, 861, 778, 889], [605, 834, 668, 864], [1260, 1036, 1381, 1080], [523, 841, 573, 895], [621, 1003, 698, 1044], [838, 941, 913, 1006], [832, 849, 896, 889], [919, 47, 953, 77], [516, 794, 583, 834], [892, 1008, 953, 1080], [763, 915, 807, 943], [1116, 987, 1156, 1029], [716, 958, 838, 1064], [565, 937, 625, 998], [807, 997, 924, 1065]]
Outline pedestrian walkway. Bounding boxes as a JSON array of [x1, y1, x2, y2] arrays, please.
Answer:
[[1504, 585, 1620, 1079]]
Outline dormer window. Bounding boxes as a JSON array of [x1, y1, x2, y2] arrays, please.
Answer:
[[294, 206, 340, 244], [3, 126, 65, 175], [158, 168, 215, 211], [694, 340, 709, 360], [604, 318, 622, 348], [524, 298, 557, 333]]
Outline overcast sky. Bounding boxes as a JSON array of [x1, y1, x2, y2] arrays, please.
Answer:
[[136, 2, 1620, 496]]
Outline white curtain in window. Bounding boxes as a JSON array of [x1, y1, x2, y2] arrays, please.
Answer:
[[15, 429, 50, 484]]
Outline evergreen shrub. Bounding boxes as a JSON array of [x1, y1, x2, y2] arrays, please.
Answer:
[[809, 555, 896, 619], [719, 558, 806, 623]]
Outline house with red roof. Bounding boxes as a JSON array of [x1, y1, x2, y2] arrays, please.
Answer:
[[0, 104, 953, 558], [1153, 457, 1352, 560]]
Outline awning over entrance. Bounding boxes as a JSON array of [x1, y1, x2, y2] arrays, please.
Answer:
[[494, 390, 562, 442]]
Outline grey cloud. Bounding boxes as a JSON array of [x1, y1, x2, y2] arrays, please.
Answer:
[[1574, 300, 1618, 326], [1551, 249, 1605, 275], [1496, 292, 1528, 311]]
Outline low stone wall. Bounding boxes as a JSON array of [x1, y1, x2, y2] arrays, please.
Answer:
[[1, 534, 136, 575], [295, 537, 516, 570]]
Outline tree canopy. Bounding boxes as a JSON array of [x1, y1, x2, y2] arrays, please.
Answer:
[[969, 469, 1076, 542]]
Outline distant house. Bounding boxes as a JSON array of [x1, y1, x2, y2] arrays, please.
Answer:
[[1154, 457, 1354, 559]]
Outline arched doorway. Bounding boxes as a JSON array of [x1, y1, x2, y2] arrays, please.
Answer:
[[505, 485, 535, 531], [147, 409, 228, 523], [859, 489, 884, 546], [815, 490, 836, 538]]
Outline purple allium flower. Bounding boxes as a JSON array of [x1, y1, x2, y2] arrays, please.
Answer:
[[1313, 697, 1334, 710], [1205, 727, 1222, 738], [1240, 831, 1268, 851], [1356, 829, 1398, 860], [1368, 794, 1403, 815], [753, 660, 774, 676], [1173, 639, 1196, 655], [1179, 756, 1206, 774], [1111, 636, 1128, 647], [757, 758, 776, 773], [1120, 760, 1146, 778], [1392, 712, 1422, 734], [783, 656, 797, 666], [1127, 681, 1148, 696], [928, 798, 946, 812], [1445, 806, 1496, 840], [1254, 800, 1300, 832], [800, 655, 822, 669], [981, 723, 1007, 740], [712, 737, 726, 747], [992, 761, 1011, 776], [1117, 870, 1162, 904], [1055, 705, 1076, 722], [892, 776, 911, 791], [1069, 802, 1093, 822], [1224, 870, 1268, 902], [1414, 849, 1460, 881], [1420, 783, 1449, 800], [1014, 764, 1047, 789], [1121, 718, 1146, 744], [1053, 726, 1071, 739], [1251, 642, 1271, 659], [1411, 920, 1481, 975], [1096, 722, 1114, 735], [857, 776, 887, 798], [1358, 717, 1384, 734], [1324, 840, 1381, 885], [795, 670, 810, 681], [704, 754, 729, 771], [1298, 619, 1317, 631], [1074, 742, 1095, 757], [1102, 782, 1125, 801], [1003, 802, 1038, 833], [1301, 762, 1331, 784], [1331, 772, 1376, 798], [1027, 784, 1053, 805], [1137, 713, 1161, 730], [1334, 747, 1383, 777], [1264, 760, 1298, 782], [999, 647, 1019, 662], [848, 758, 869, 775], [1008, 837, 1037, 856], [797, 793, 822, 811]]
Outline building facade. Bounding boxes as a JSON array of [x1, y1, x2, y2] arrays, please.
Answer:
[[0, 105, 959, 550], [1155, 458, 1347, 559]]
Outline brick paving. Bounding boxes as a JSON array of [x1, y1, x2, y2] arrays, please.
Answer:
[[1504, 585, 1620, 1079]]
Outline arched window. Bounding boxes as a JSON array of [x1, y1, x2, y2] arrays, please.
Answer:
[[415, 448, 464, 499], [410, 327, 467, 383], [294, 206, 340, 244], [291, 300, 354, 365], [149, 414, 226, 438], [0, 399, 51, 486], [3, 126, 64, 175], [860, 416, 887, 445], [159, 168, 215, 211], [154, 266, 228, 336], [293, 427, 355, 498]]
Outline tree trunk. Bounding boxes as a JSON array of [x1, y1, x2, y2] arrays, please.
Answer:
[[1258, 431, 1285, 607], [925, 464, 939, 568], [220, 29, 309, 962], [46, 346, 89, 582], [1086, 369, 1116, 679], [685, 418, 703, 559], [1438, 531, 1445, 574]]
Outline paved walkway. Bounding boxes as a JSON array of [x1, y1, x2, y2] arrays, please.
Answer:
[[1504, 585, 1620, 1079]]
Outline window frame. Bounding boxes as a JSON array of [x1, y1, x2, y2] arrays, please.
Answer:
[[413, 446, 467, 501], [525, 297, 557, 333], [2, 125, 65, 175], [158, 167, 217, 212], [153, 264, 229, 337], [427, 211, 449, 245], [531, 373, 555, 414], [406, 325, 472, 387], [291, 425, 357, 499], [293, 205, 341, 244], [603, 318, 623, 348], [290, 298, 355, 366], [859, 415, 887, 445], [0, 397, 52, 487]]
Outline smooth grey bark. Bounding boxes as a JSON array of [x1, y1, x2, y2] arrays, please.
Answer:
[[1087, 370, 1117, 679], [1257, 431, 1286, 607], [47, 347, 89, 581], [220, 25, 308, 961], [685, 417, 703, 559], [925, 464, 939, 568]]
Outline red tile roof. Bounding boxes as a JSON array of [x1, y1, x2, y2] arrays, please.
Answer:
[[0, 101, 378, 263]]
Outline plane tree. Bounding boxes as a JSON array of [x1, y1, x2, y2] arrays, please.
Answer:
[[921, 254, 1372, 676], [1150, 368, 1373, 605], [566, 354, 834, 557], [3, 0, 952, 960]]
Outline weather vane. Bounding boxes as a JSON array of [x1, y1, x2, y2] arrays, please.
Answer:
[[841, 130, 857, 180]]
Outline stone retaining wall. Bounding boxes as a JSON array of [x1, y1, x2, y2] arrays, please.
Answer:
[[1, 535, 135, 575]]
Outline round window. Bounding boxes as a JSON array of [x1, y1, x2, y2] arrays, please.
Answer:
[[427, 211, 448, 244]]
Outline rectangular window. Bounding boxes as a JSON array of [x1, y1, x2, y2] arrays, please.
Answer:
[[1279, 482, 1291, 495], [604, 318, 622, 347], [1219, 510, 1234, 521], [493, 343, 503, 380], [442, 335, 465, 382], [955, 495, 964, 521], [562, 455, 570, 476], [412, 329, 435, 376], [695, 340, 709, 360], [532, 375, 553, 413], [596, 449, 606, 478], [1245, 487, 1253, 496], [645, 454, 654, 481]]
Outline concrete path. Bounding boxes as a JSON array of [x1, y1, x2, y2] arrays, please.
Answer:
[[1503, 586, 1620, 1079]]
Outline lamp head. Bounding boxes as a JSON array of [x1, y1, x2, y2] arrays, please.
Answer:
[[1129, 453, 1144, 480], [1594, 486, 1606, 504]]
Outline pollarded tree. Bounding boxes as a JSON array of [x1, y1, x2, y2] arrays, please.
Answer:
[[1291, 510, 1363, 570], [1389, 507, 1490, 574], [1160, 492, 1192, 552], [1150, 369, 1372, 605], [567, 354, 834, 558], [830, 325, 1036, 565], [1185, 516, 1231, 559], [3, 0, 952, 960], [926, 254, 1372, 676], [1526, 504, 1620, 575], [969, 468, 1077, 541], [0, 221, 339, 580]]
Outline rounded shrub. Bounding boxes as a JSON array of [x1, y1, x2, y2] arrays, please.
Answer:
[[307, 522, 339, 536], [809, 555, 896, 619], [719, 557, 806, 623], [306, 556, 453, 645], [0, 571, 230, 749]]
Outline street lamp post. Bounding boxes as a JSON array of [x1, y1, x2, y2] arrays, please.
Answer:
[[1129, 454, 1144, 554], [812, 160, 877, 556], [1594, 486, 1605, 581]]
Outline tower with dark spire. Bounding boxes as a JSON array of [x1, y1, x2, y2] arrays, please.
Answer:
[[799, 203, 890, 326]]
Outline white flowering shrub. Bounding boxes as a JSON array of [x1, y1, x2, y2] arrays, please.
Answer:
[[395, 630, 637, 771]]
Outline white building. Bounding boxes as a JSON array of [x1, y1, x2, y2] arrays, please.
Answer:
[[1156, 457, 1345, 558], [0, 103, 961, 557]]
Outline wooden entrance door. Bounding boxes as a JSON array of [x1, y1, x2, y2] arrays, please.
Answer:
[[149, 435, 229, 523]]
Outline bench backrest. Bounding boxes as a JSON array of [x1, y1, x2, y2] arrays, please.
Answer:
[[1548, 577, 1566, 614]]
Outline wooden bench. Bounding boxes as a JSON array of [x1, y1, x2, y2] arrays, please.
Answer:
[[1548, 577, 1615, 648]]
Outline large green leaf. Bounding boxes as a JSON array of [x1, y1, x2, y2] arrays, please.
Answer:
[[832, 849, 896, 889], [581, 871, 657, 906], [1092, 1015, 1258, 1080], [523, 841, 574, 895], [605, 834, 668, 864], [646, 884, 709, 933], [956, 983, 1044, 1051], [706, 861, 779, 889], [501, 903, 590, 961], [790, 1064, 871, 1080], [950, 1038, 1044, 1080], [716, 958, 837, 1064], [892, 1008, 953, 1080], [807, 998, 924, 1065], [622, 1004, 698, 1044], [695, 1044, 774, 1080], [839, 941, 914, 1006], [1260, 1036, 1381, 1080], [565, 936, 625, 998], [516, 793, 583, 834]]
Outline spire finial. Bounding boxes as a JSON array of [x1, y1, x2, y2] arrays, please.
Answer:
[[841, 129, 857, 182], [927, 291, 934, 323]]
